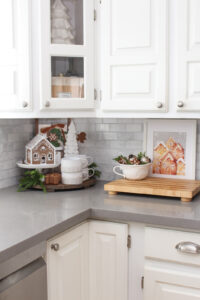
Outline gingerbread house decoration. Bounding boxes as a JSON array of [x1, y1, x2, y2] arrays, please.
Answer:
[[153, 136, 186, 176], [177, 158, 186, 176], [160, 151, 177, 175], [25, 135, 58, 165], [153, 159, 161, 174], [153, 142, 168, 159], [166, 137, 177, 151], [172, 143, 184, 161]]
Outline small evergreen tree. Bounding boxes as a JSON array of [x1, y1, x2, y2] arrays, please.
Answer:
[[51, 0, 74, 44], [64, 121, 79, 156]]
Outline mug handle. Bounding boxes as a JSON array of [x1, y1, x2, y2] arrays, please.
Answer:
[[88, 168, 95, 178], [113, 166, 124, 178]]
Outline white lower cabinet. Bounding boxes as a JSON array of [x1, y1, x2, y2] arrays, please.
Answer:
[[47, 221, 128, 300], [89, 221, 128, 300], [47, 223, 200, 300], [144, 262, 200, 300], [47, 222, 89, 300], [144, 227, 200, 300]]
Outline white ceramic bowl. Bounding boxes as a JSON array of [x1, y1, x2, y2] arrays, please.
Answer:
[[113, 163, 152, 180]]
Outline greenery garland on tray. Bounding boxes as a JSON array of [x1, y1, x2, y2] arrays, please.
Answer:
[[18, 170, 46, 192]]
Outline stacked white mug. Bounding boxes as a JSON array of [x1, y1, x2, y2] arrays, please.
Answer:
[[61, 155, 94, 185]]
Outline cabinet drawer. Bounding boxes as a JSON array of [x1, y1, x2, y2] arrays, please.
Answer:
[[145, 227, 200, 266]]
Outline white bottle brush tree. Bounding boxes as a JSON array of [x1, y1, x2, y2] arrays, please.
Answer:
[[51, 0, 74, 44], [64, 120, 79, 156]]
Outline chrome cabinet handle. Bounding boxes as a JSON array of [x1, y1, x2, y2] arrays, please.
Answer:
[[177, 101, 184, 108], [22, 101, 28, 108], [45, 101, 50, 108], [156, 102, 163, 109], [51, 243, 59, 251], [175, 242, 200, 254]]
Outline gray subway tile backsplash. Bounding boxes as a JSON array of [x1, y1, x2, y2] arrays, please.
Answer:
[[0, 119, 34, 189], [0, 118, 200, 188]]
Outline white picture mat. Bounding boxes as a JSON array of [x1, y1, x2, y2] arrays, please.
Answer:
[[145, 120, 196, 180]]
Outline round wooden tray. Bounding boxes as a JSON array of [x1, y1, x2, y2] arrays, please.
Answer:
[[33, 178, 96, 192]]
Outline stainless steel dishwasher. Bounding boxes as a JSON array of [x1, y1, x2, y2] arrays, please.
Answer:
[[0, 257, 47, 300]]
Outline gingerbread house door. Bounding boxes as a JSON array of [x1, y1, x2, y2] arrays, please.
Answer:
[[41, 154, 46, 164]]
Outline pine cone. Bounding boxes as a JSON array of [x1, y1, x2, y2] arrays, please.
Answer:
[[130, 157, 140, 165], [48, 133, 57, 142], [119, 157, 127, 164]]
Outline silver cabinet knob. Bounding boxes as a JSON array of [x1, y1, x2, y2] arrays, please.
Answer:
[[177, 101, 184, 108], [22, 101, 28, 108], [175, 242, 200, 254], [156, 102, 163, 109], [45, 101, 50, 108], [51, 243, 59, 251]]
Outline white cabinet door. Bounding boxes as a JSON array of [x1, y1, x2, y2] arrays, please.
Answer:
[[39, 0, 94, 111], [47, 221, 128, 300], [0, 0, 31, 112], [100, 0, 168, 112], [47, 223, 89, 300], [144, 261, 200, 300], [89, 221, 128, 300], [176, 0, 200, 112]]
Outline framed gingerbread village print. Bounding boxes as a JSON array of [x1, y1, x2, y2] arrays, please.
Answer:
[[146, 120, 196, 179]]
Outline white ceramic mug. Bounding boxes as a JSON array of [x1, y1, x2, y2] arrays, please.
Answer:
[[113, 163, 152, 180], [62, 168, 95, 185], [61, 157, 83, 173], [66, 154, 93, 168]]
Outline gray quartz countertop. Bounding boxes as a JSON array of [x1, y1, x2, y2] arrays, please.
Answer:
[[1, 181, 200, 262]]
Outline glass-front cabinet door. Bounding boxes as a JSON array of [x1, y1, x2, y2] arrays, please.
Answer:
[[39, 0, 94, 110]]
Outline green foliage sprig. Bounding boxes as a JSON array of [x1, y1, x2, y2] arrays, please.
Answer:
[[18, 170, 46, 192], [137, 152, 146, 161], [113, 155, 131, 164]]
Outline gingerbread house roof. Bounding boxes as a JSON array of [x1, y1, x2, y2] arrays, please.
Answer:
[[177, 158, 185, 164], [161, 151, 176, 162], [26, 134, 56, 150], [174, 143, 184, 151], [154, 141, 167, 151], [166, 137, 176, 147]]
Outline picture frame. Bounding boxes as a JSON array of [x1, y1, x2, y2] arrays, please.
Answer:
[[145, 120, 197, 179]]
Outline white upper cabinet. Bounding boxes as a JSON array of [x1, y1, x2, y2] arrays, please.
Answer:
[[176, 0, 200, 112], [0, 0, 31, 113], [39, 0, 94, 111], [100, 0, 168, 112]]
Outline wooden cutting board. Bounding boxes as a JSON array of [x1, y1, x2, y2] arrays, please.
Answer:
[[104, 177, 200, 202]]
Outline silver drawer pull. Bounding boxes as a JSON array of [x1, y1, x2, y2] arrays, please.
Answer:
[[156, 102, 163, 109], [22, 101, 28, 108], [177, 101, 184, 108], [175, 242, 200, 254], [51, 243, 59, 251]]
